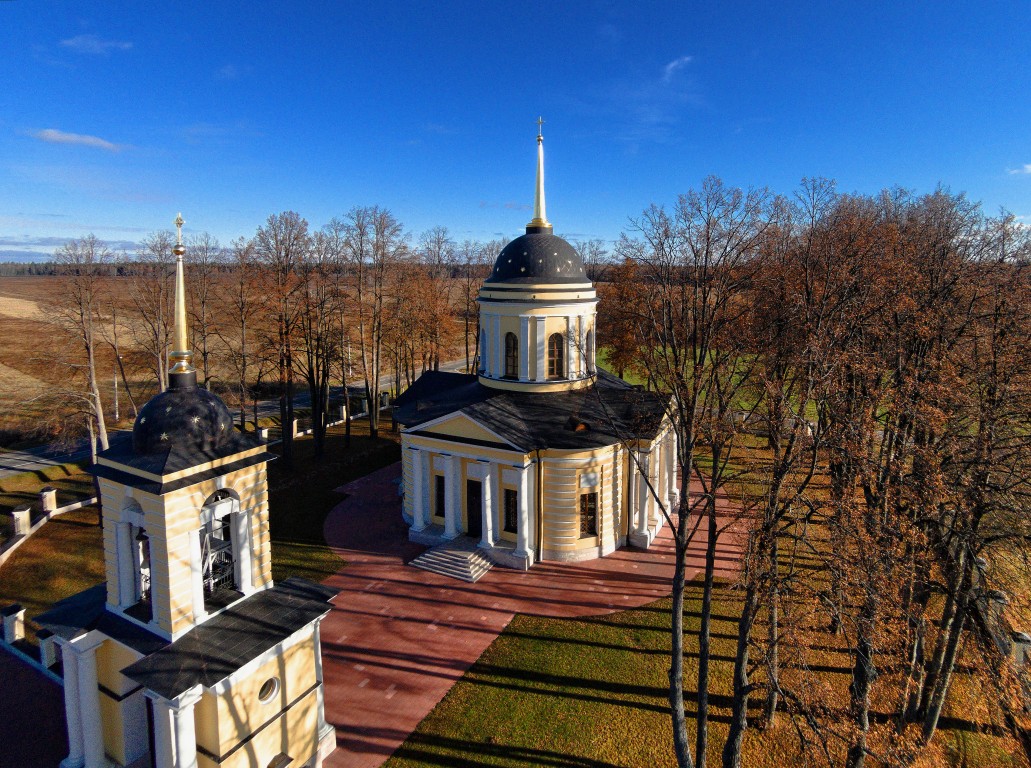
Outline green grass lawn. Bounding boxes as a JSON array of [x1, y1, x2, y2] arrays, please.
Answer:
[[385, 581, 1027, 768], [385, 584, 738, 768], [595, 347, 648, 387], [0, 507, 104, 634]]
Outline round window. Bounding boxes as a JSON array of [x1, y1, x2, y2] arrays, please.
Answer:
[[258, 677, 280, 703]]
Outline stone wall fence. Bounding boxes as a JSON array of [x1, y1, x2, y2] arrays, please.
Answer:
[[0, 486, 98, 569]]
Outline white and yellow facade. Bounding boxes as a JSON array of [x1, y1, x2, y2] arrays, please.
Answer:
[[395, 133, 677, 569]]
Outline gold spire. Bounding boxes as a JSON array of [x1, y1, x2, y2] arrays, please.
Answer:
[[527, 117, 552, 231], [168, 212, 195, 378]]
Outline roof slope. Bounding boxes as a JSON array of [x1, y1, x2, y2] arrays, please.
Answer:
[[121, 578, 337, 699], [394, 369, 669, 451]]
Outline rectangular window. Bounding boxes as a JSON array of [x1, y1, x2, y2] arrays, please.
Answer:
[[580, 492, 598, 537], [503, 488, 518, 533], [435, 475, 446, 518]]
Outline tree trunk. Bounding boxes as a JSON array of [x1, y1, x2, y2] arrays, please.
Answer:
[[922, 596, 968, 743], [695, 499, 718, 768], [669, 535, 695, 768], [845, 606, 877, 768], [722, 583, 759, 768], [762, 536, 780, 728]]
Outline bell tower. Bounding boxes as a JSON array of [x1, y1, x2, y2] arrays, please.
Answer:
[[94, 214, 273, 639]]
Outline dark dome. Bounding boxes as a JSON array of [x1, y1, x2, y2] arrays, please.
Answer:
[[132, 384, 236, 455], [486, 229, 588, 284]]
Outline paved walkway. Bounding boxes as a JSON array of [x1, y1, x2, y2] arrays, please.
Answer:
[[319, 462, 745, 768]]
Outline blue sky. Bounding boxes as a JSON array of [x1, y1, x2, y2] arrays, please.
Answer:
[[2, 1, 1030, 259]]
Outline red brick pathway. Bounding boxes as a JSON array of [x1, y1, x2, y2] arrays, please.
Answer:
[[319, 462, 745, 768]]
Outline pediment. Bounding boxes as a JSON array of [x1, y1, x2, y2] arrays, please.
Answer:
[[415, 411, 523, 451]]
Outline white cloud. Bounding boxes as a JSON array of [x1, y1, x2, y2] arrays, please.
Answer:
[[217, 64, 239, 80], [60, 34, 132, 55], [32, 128, 123, 151], [1007, 164, 1031, 175], [662, 55, 693, 83]]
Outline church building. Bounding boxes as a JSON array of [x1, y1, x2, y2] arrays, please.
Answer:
[[393, 130, 678, 571], [38, 217, 337, 768]]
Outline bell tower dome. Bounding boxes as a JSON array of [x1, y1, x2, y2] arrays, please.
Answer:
[[477, 122, 598, 392]]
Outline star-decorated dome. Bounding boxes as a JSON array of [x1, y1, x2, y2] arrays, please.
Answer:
[[132, 385, 236, 455], [130, 213, 242, 458], [486, 229, 587, 284]]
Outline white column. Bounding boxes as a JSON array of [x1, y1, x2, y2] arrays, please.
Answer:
[[74, 638, 105, 768], [150, 695, 175, 768], [489, 465, 501, 543], [443, 456, 459, 539], [411, 447, 426, 531], [58, 640, 84, 768], [519, 315, 530, 381], [479, 466, 494, 549], [189, 530, 206, 624], [535, 316, 546, 382], [170, 688, 201, 768], [233, 507, 253, 595], [566, 315, 575, 379], [636, 452, 650, 537], [667, 431, 680, 507], [514, 465, 530, 558], [588, 319, 596, 373], [117, 522, 135, 607], [576, 315, 585, 378], [649, 451, 660, 527], [492, 315, 502, 378], [313, 621, 328, 732]]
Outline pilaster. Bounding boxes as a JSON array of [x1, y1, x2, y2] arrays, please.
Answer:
[[534, 316, 546, 382], [519, 315, 530, 381]]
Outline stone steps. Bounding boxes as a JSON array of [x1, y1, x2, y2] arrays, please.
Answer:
[[409, 542, 494, 583]]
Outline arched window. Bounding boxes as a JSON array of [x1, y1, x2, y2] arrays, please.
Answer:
[[548, 333, 565, 379], [504, 332, 518, 378]]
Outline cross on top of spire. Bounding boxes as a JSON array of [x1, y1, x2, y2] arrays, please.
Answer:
[[174, 212, 184, 247], [536, 115, 544, 139]]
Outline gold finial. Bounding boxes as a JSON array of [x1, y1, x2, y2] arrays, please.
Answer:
[[169, 212, 195, 379], [527, 118, 551, 231]]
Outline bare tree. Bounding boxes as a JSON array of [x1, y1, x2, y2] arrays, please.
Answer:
[[254, 211, 309, 467], [296, 229, 342, 457], [129, 231, 176, 393], [618, 176, 774, 768], [418, 226, 458, 372], [572, 237, 610, 282], [217, 237, 262, 429], [186, 232, 224, 390], [337, 206, 407, 439], [51, 235, 111, 460]]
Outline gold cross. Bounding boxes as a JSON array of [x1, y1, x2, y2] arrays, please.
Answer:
[[174, 212, 184, 246]]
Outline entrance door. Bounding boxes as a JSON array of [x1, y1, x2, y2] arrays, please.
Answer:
[[466, 479, 483, 540]]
